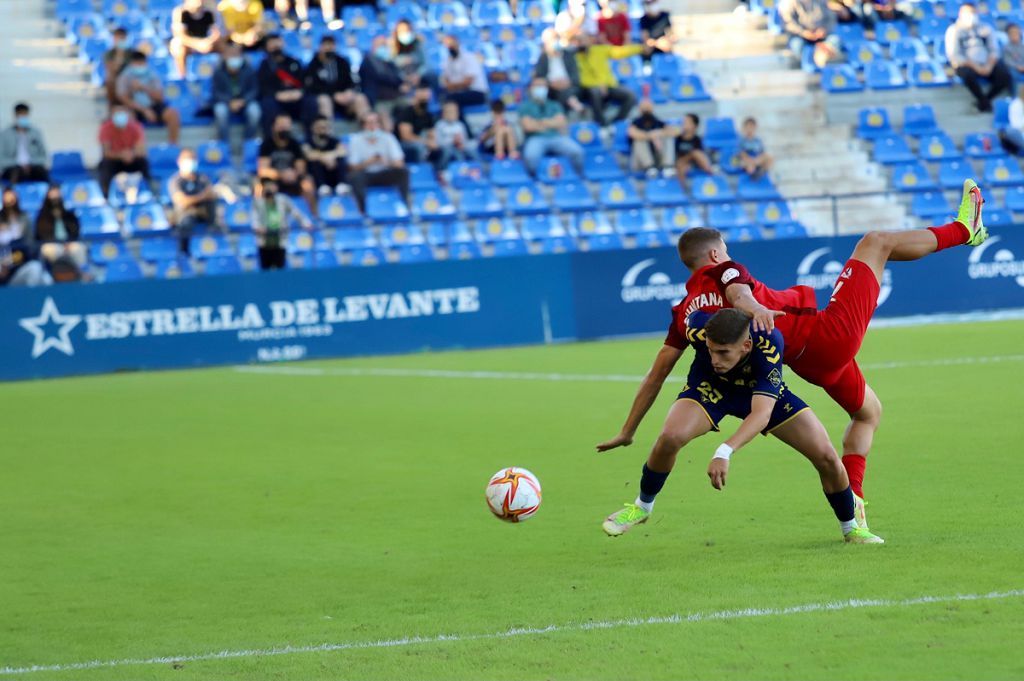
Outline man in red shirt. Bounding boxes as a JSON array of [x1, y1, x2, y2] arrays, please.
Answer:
[[97, 104, 152, 196], [597, 179, 987, 522], [597, 0, 631, 46]]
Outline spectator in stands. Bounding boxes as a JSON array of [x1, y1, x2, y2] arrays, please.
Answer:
[[555, 0, 597, 46], [305, 35, 370, 125], [999, 84, 1024, 154], [0, 187, 31, 245], [212, 43, 261, 142], [347, 111, 410, 211], [258, 113, 318, 217], [34, 183, 86, 268], [169, 148, 221, 253], [304, 116, 347, 192], [574, 34, 639, 127], [639, 0, 676, 55], [391, 19, 433, 89], [274, 0, 340, 31], [252, 176, 312, 270], [674, 113, 714, 183], [945, 3, 1012, 113], [170, 0, 223, 78], [98, 104, 152, 196], [737, 116, 772, 178], [535, 29, 585, 114], [102, 27, 133, 105], [258, 33, 306, 133], [0, 103, 50, 184], [779, 0, 840, 69], [359, 36, 408, 110], [597, 0, 631, 46], [440, 36, 490, 110], [219, 0, 267, 50], [627, 97, 671, 174], [829, 0, 875, 39], [0, 188, 50, 287], [519, 76, 585, 176], [116, 51, 182, 145], [435, 101, 478, 168], [478, 99, 519, 160], [395, 85, 440, 165], [1002, 23, 1024, 87]]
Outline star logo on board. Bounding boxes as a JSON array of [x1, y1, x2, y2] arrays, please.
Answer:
[[19, 297, 82, 359]]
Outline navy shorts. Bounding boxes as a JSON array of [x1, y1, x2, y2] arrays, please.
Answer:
[[677, 380, 809, 435]]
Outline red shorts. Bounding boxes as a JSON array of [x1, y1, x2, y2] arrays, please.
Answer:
[[789, 258, 879, 414]]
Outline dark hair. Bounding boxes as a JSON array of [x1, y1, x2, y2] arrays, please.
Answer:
[[1009, 22, 1020, 31], [320, 34, 336, 45], [742, 116, 757, 126], [129, 49, 147, 62], [490, 99, 506, 113], [676, 227, 723, 269], [705, 309, 753, 345], [265, 32, 282, 42], [685, 113, 700, 127], [14, 102, 29, 114], [273, 112, 292, 124], [0, 187, 22, 220], [113, 26, 127, 35]]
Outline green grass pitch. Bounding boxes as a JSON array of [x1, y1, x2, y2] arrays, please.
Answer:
[[2, 319, 1023, 680]]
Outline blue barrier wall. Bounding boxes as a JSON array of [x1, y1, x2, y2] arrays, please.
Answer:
[[3, 232, 1023, 381]]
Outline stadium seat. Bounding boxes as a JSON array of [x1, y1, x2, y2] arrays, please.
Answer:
[[692, 175, 736, 203], [756, 200, 793, 226], [911, 191, 953, 220], [835, 22, 865, 44], [918, 133, 962, 162], [569, 121, 604, 149], [394, 244, 435, 263], [379, 225, 426, 248], [651, 52, 685, 82], [190, 234, 234, 259], [412, 189, 457, 222], [573, 211, 615, 236], [909, 60, 951, 87], [773, 222, 809, 239], [474, 217, 520, 242], [875, 20, 909, 46], [342, 4, 380, 29], [845, 40, 884, 70], [582, 150, 626, 181], [303, 249, 341, 269], [1005, 185, 1024, 212], [708, 202, 752, 229], [461, 186, 504, 219], [964, 132, 1005, 158], [856, 107, 893, 140], [140, 236, 181, 262], [488, 239, 529, 257], [537, 156, 581, 184], [77, 206, 122, 238], [491, 23, 525, 45], [938, 160, 972, 190], [991, 0, 1021, 17], [124, 202, 171, 235], [365, 188, 411, 223], [235, 233, 257, 260], [730, 226, 767, 242], [449, 161, 488, 188], [865, 61, 907, 90], [334, 227, 379, 250], [984, 207, 1015, 228], [902, 104, 941, 137], [14, 182, 48, 214], [347, 247, 387, 266], [872, 135, 916, 164], [50, 151, 90, 183], [104, 257, 144, 282], [537, 236, 578, 254], [551, 181, 597, 212], [155, 256, 195, 278], [521, 214, 572, 240], [632, 230, 671, 248], [611, 56, 643, 82], [984, 157, 1024, 186], [598, 180, 643, 210], [108, 175, 155, 208], [319, 194, 363, 228], [821, 64, 864, 93], [644, 177, 688, 207], [286, 230, 328, 254], [579, 233, 625, 251], [517, 0, 555, 24], [428, 1, 470, 27], [737, 175, 781, 200], [408, 162, 439, 191], [193, 140, 232, 176], [718, 146, 745, 175], [615, 208, 659, 234], [89, 239, 129, 265], [147, 143, 181, 179], [425, 221, 474, 245], [489, 159, 532, 186], [890, 37, 929, 65], [62, 179, 106, 208], [506, 183, 550, 215], [703, 118, 740, 151], [664, 206, 705, 232], [447, 242, 483, 260], [892, 162, 938, 192], [670, 74, 713, 102], [242, 138, 261, 174]]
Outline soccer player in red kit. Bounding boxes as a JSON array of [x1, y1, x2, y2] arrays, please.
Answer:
[[597, 179, 987, 529]]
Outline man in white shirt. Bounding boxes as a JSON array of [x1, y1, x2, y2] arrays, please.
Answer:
[[440, 36, 489, 110], [945, 2, 1012, 112], [347, 112, 410, 211]]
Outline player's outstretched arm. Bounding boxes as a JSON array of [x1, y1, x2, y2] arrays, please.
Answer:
[[596, 344, 684, 452], [707, 394, 776, 489], [725, 286, 785, 334]]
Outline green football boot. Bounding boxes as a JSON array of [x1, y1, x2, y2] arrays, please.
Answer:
[[602, 503, 650, 536]]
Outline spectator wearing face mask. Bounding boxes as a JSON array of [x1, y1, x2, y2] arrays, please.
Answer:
[[945, 2, 1012, 112], [116, 51, 182, 145], [0, 187, 50, 287], [103, 27, 133, 105], [358, 36, 407, 109], [169, 148, 222, 252], [252, 176, 312, 270], [639, 0, 677, 55], [395, 85, 440, 165], [304, 35, 370, 125], [303, 117, 347, 192], [35, 183, 86, 268], [440, 36, 490, 110], [258, 33, 306, 134], [347, 111, 410, 211], [535, 29, 585, 115], [0, 103, 50, 184], [98, 104, 152, 196], [170, 0, 224, 79], [519, 76, 585, 176], [218, 0, 267, 50], [258, 113, 318, 217], [212, 43, 261, 142], [390, 19, 434, 90], [627, 98, 672, 174]]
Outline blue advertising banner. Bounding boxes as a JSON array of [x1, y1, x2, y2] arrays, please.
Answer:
[[2, 231, 1022, 381]]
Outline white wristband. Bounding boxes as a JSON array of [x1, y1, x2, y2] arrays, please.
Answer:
[[713, 444, 734, 461]]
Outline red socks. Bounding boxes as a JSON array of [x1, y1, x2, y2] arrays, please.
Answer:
[[928, 222, 970, 252], [842, 454, 867, 499]]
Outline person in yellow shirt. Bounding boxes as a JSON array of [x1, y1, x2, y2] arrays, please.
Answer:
[[573, 34, 641, 126], [219, 0, 267, 49]]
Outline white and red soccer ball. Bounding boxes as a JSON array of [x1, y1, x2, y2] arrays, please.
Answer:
[[485, 467, 542, 522]]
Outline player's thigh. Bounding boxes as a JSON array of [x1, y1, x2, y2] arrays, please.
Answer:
[[822, 359, 868, 416], [769, 409, 840, 470], [660, 398, 715, 447], [849, 230, 897, 284]]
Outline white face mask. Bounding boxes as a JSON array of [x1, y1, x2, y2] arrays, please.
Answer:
[[961, 12, 977, 27], [179, 159, 196, 175]]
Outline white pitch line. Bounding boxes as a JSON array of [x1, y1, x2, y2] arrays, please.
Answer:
[[233, 354, 1024, 383], [2, 589, 1022, 676]]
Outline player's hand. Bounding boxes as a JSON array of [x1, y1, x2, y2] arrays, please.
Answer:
[[707, 458, 729, 490], [751, 306, 785, 333], [596, 433, 633, 452]]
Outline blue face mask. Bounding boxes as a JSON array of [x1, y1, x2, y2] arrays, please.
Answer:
[[226, 56, 244, 70], [112, 111, 131, 128], [531, 86, 548, 101], [15, 116, 29, 128], [116, 38, 130, 49], [374, 46, 391, 60], [130, 65, 149, 77]]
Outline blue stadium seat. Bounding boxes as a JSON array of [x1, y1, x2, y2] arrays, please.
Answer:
[[319, 194, 363, 228], [903, 104, 941, 137], [77, 206, 121, 238], [394, 244, 435, 263], [984, 157, 1024, 186], [521, 214, 572, 240], [599, 180, 643, 210], [201, 255, 243, 276], [965, 132, 1005, 158], [449, 161, 488, 188], [155, 256, 195, 278], [474, 217, 519, 242], [492, 23, 525, 45], [569, 121, 604, 149], [104, 256, 144, 282], [448, 242, 483, 260], [334, 227, 378, 250], [911, 191, 953, 219], [186, 53, 219, 82], [773, 222, 809, 239], [537, 156, 581, 184], [644, 177, 688, 207], [147, 143, 181, 178], [538, 236, 578, 254], [835, 22, 865, 43], [615, 208, 658, 234], [984, 207, 1015, 228], [139, 236, 180, 262], [918, 133, 962, 162], [703, 118, 739, 151], [664, 206, 704, 232], [582, 150, 626, 181], [718, 146, 745, 175], [821, 64, 864, 93], [425, 221, 474, 245], [124, 202, 171, 235], [991, 0, 1021, 17], [379, 225, 426, 248], [303, 249, 341, 269], [62, 179, 106, 208], [89, 239, 129, 265], [287, 230, 328, 254], [708, 202, 752, 229], [108, 175, 155, 208], [489, 82, 523, 111], [551, 181, 597, 212], [1005, 185, 1024, 212], [845, 41, 883, 70], [692, 175, 736, 203], [611, 56, 643, 82], [572, 211, 615, 236], [517, 0, 555, 24], [737, 175, 781, 200], [909, 60, 951, 87], [875, 20, 909, 46], [918, 16, 950, 42], [580, 233, 625, 251], [242, 138, 261, 174], [428, 1, 469, 27], [235, 233, 257, 260], [411, 189, 457, 222], [938, 160, 972, 190], [856, 107, 893, 139], [632, 230, 671, 248], [994, 97, 1013, 130], [892, 162, 938, 192], [472, 0, 515, 25], [190, 234, 234, 259], [670, 73, 713, 102], [489, 159, 532, 186], [347, 247, 386, 266], [50, 151, 90, 183], [196, 140, 232, 175], [365, 188, 411, 223], [506, 183, 550, 215], [890, 37, 929, 65], [14, 182, 48, 214], [408, 162, 439, 191], [756, 200, 792, 226], [460, 186, 503, 219], [341, 4, 380, 30], [872, 135, 916, 164], [58, 2, 100, 27], [730, 226, 767, 242], [651, 52, 685, 81], [103, 0, 140, 20], [866, 61, 907, 90], [489, 239, 529, 257]]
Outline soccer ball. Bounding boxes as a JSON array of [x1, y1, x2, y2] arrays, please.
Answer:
[[485, 467, 542, 522]]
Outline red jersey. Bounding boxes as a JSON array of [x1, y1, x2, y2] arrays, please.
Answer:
[[597, 13, 631, 46], [664, 263, 731, 350]]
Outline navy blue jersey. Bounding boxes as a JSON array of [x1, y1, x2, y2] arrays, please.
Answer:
[[679, 310, 808, 433]]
